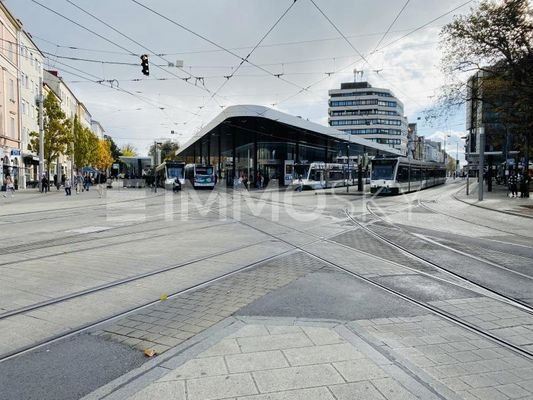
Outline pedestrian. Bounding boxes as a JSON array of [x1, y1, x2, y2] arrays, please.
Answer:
[[3, 175, 15, 198], [173, 176, 181, 192], [509, 172, 518, 197], [96, 173, 105, 198], [84, 174, 91, 191], [214, 172, 218, 185], [64, 177, 72, 196], [41, 174, 49, 193], [61, 174, 66, 188], [519, 171, 527, 198], [296, 175, 303, 192], [53, 174, 58, 190]]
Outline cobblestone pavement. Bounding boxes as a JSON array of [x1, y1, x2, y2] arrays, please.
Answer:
[[91, 252, 327, 355], [88, 315, 533, 400], [429, 298, 533, 353], [353, 315, 533, 400]]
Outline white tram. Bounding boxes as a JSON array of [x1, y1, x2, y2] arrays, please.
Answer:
[[155, 161, 185, 189], [293, 162, 356, 190], [370, 157, 446, 195]]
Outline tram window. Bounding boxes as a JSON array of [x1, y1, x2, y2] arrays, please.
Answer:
[[371, 164, 394, 180], [329, 170, 345, 181], [397, 166, 409, 182], [411, 168, 420, 181]]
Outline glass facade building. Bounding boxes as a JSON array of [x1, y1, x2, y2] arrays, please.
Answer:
[[177, 106, 401, 187]]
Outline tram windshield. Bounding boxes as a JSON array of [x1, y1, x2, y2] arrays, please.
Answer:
[[371, 160, 395, 180], [196, 166, 213, 176], [294, 165, 310, 179], [167, 166, 184, 179]]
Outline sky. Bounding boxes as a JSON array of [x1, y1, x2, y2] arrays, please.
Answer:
[[7, 0, 476, 161]]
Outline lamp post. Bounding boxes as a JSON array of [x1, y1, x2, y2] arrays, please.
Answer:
[[153, 140, 162, 193], [346, 139, 350, 193]]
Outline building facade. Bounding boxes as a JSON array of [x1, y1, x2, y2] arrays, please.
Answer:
[[0, 2, 22, 189], [328, 82, 408, 154], [43, 69, 78, 179], [91, 120, 105, 138], [19, 29, 43, 188]]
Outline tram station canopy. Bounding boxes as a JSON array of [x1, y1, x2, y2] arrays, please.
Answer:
[[177, 105, 402, 186]]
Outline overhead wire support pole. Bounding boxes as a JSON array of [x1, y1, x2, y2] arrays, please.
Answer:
[[38, 78, 44, 193]]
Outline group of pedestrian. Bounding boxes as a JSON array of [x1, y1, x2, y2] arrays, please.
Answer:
[[508, 170, 530, 198], [37, 171, 108, 197]]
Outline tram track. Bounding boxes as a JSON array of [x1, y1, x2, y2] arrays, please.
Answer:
[[209, 200, 533, 360], [3, 188, 533, 365], [0, 247, 296, 363], [347, 203, 533, 313]]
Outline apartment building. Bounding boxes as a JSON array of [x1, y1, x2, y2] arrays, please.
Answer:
[[0, 2, 21, 188]]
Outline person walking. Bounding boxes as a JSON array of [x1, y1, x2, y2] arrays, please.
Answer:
[[3, 175, 14, 198], [84, 174, 91, 191], [519, 171, 527, 198], [96, 172, 105, 198], [64, 177, 72, 196], [296, 175, 303, 192], [41, 174, 49, 193], [509, 172, 518, 198]]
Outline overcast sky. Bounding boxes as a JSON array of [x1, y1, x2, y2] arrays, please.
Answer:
[[8, 0, 476, 159]]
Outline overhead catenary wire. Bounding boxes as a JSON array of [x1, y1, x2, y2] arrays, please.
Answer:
[[29, 0, 213, 98], [275, 0, 474, 108], [64, 0, 214, 96], [371, 0, 411, 53], [130, 0, 311, 93]]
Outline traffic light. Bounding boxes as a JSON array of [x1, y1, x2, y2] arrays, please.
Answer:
[[140, 54, 149, 76]]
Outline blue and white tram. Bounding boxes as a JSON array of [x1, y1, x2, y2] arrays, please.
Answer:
[[370, 157, 446, 195], [155, 161, 185, 189], [293, 162, 355, 190], [184, 164, 215, 189]]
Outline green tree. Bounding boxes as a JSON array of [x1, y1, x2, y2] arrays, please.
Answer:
[[120, 144, 138, 157], [71, 115, 99, 169], [430, 0, 533, 163], [148, 140, 180, 162], [106, 136, 122, 161], [28, 92, 72, 175]]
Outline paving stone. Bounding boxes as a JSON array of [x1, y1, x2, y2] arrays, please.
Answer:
[[159, 356, 227, 381], [237, 332, 314, 353], [225, 350, 289, 373], [329, 381, 386, 400], [371, 378, 419, 400], [283, 343, 364, 366], [227, 324, 270, 338], [127, 380, 186, 400], [252, 364, 344, 393], [186, 373, 258, 400], [496, 383, 532, 399], [461, 374, 497, 388], [468, 387, 510, 400], [237, 387, 335, 400], [302, 326, 344, 346], [333, 359, 389, 382], [198, 338, 241, 357]]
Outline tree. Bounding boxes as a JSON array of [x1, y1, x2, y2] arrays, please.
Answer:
[[120, 144, 138, 157], [431, 0, 533, 165], [71, 115, 99, 168], [106, 136, 122, 161], [28, 91, 72, 175], [94, 139, 113, 172], [148, 140, 180, 162]]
